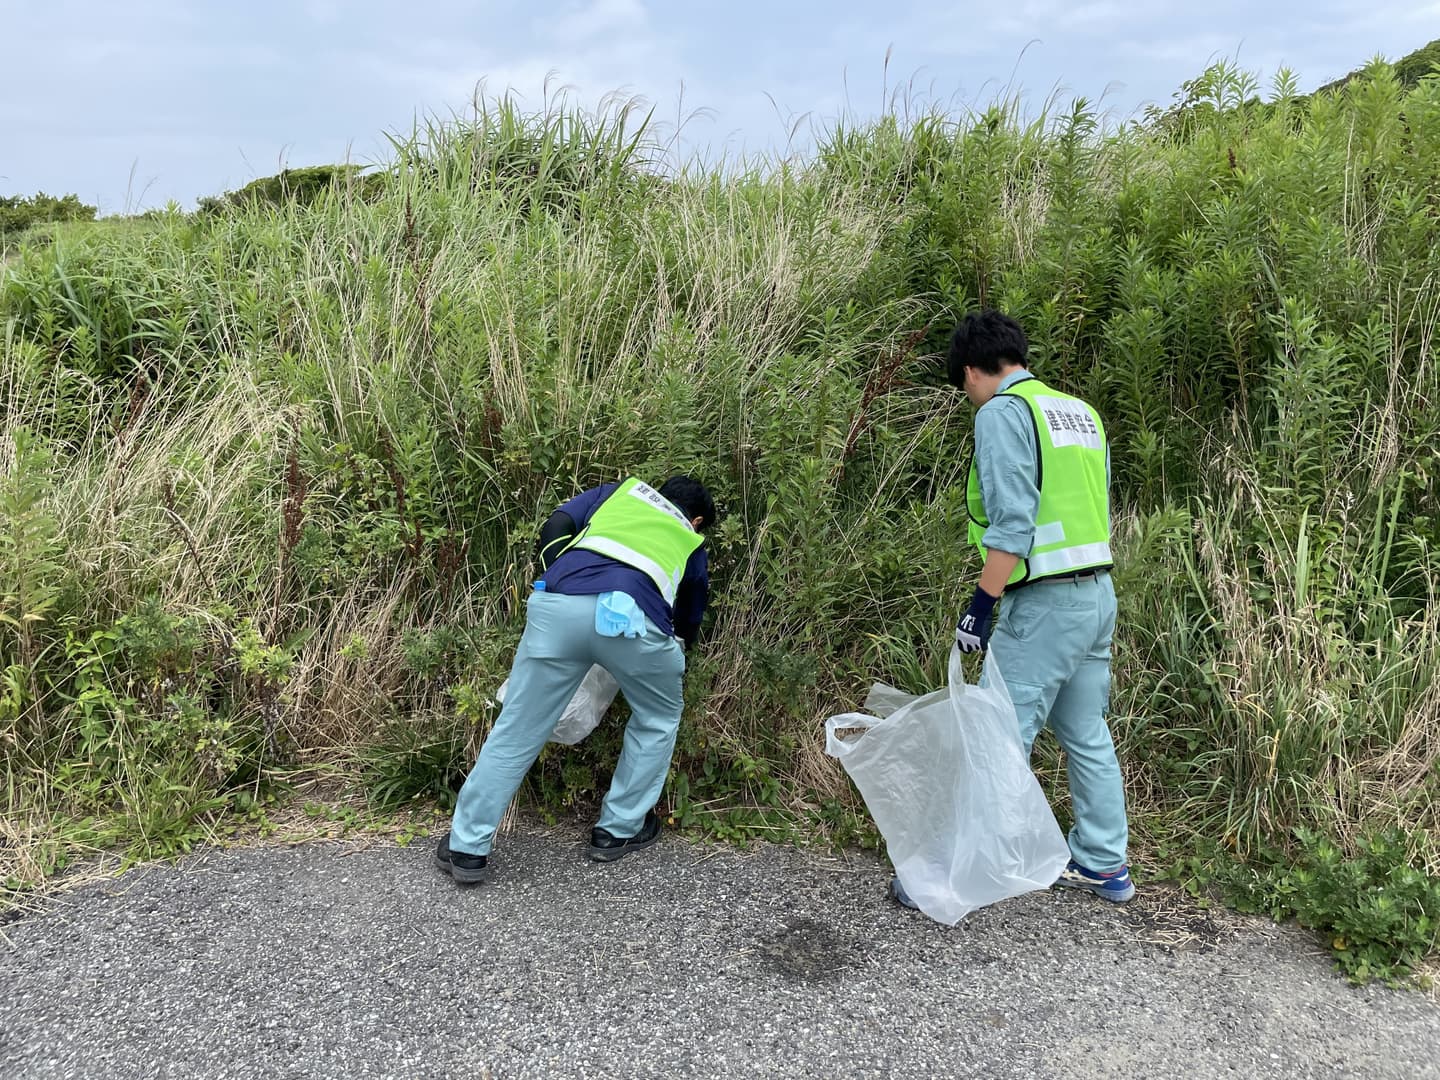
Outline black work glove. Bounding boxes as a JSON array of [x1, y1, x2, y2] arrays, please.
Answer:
[[955, 586, 999, 653]]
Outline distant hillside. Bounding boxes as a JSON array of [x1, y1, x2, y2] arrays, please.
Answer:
[[0, 192, 96, 241], [1315, 36, 1440, 95]]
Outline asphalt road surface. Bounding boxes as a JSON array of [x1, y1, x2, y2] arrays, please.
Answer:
[[2, 822, 1437, 1079]]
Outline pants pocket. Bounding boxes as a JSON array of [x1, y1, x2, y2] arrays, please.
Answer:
[[998, 591, 1041, 642], [1006, 679, 1050, 751]]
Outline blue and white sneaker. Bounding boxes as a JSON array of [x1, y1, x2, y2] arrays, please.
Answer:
[[1056, 860, 1135, 903]]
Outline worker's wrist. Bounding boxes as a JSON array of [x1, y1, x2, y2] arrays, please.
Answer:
[[967, 585, 999, 621]]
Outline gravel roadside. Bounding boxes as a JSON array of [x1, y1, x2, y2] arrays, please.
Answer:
[[1, 822, 1436, 1079]]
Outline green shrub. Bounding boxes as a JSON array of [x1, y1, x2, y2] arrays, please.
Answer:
[[196, 164, 374, 215], [0, 192, 97, 240], [1209, 829, 1440, 983]]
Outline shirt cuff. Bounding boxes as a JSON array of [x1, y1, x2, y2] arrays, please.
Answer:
[[980, 525, 1034, 558]]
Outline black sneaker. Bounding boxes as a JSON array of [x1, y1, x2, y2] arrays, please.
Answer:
[[587, 810, 661, 863], [435, 832, 487, 884]]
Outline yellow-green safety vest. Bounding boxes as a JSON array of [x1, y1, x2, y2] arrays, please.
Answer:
[[966, 376, 1113, 588], [564, 477, 704, 604]]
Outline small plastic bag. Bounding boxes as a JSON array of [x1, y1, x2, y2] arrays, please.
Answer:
[[824, 647, 1069, 924], [494, 664, 621, 745]]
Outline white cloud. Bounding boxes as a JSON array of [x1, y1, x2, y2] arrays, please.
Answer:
[[1057, 2, 1129, 29], [5, 0, 1430, 209], [302, 0, 343, 24], [355, 0, 683, 122], [546, 0, 650, 43]]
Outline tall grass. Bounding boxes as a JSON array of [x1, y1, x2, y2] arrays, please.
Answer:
[[3, 67, 1438, 968]]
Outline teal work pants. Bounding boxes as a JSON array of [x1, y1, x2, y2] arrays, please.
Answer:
[[448, 591, 686, 856], [987, 572, 1129, 873]]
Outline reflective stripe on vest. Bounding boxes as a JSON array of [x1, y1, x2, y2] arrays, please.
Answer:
[[565, 478, 704, 605], [966, 377, 1112, 587]]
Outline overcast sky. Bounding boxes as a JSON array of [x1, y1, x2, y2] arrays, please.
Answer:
[[3, 1, 1435, 213]]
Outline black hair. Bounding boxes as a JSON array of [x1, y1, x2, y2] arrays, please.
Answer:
[[946, 310, 1029, 384], [659, 475, 716, 530]]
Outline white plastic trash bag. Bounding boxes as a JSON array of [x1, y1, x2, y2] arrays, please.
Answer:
[[824, 647, 1069, 924], [495, 664, 620, 745]]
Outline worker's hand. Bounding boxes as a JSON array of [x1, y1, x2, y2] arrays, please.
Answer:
[[954, 586, 999, 653]]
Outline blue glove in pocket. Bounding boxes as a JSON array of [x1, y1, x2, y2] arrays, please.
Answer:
[[595, 591, 647, 638]]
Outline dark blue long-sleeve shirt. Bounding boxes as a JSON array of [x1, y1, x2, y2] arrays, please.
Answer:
[[539, 483, 709, 643]]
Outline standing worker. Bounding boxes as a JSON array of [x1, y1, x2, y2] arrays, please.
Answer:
[[436, 475, 715, 883], [897, 310, 1133, 905]]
